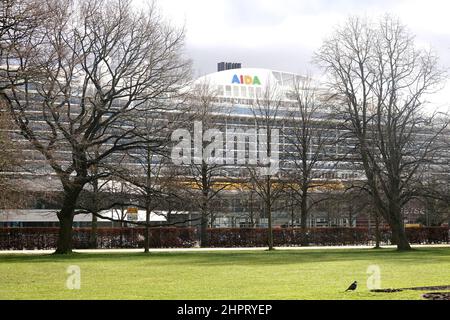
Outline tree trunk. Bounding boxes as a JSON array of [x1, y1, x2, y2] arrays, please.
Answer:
[[390, 227, 398, 245], [89, 154, 99, 249], [144, 143, 152, 253], [167, 209, 172, 225], [291, 209, 295, 228], [55, 212, 75, 254], [384, 199, 411, 250], [210, 214, 215, 228], [390, 215, 411, 251], [144, 206, 150, 253], [348, 204, 353, 227], [374, 210, 381, 249], [300, 193, 309, 246], [290, 196, 295, 227], [200, 161, 209, 248], [266, 175, 274, 251], [89, 214, 98, 249], [120, 207, 125, 247], [249, 192, 255, 228], [55, 188, 82, 254], [200, 208, 208, 247], [267, 202, 273, 250]]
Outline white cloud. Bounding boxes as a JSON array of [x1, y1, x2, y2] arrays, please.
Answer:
[[152, 0, 449, 107], [391, 0, 450, 36]]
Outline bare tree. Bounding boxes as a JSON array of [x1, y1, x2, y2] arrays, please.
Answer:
[[0, 0, 190, 253], [0, 101, 23, 207], [0, 0, 47, 62], [283, 76, 337, 244], [248, 83, 284, 250], [180, 83, 228, 247], [0, 0, 44, 205], [315, 15, 446, 250], [232, 181, 261, 228], [415, 175, 450, 226], [121, 149, 178, 253]]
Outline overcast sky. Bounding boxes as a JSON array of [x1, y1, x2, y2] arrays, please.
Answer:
[[154, 0, 450, 110]]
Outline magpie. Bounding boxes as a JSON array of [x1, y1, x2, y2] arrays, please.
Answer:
[[345, 281, 357, 292]]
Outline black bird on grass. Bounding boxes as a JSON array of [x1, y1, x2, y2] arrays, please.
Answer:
[[345, 281, 358, 292]]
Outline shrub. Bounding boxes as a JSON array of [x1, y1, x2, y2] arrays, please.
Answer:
[[0, 226, 448, 250]]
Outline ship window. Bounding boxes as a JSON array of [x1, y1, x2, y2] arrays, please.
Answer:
[[233, 86, 239, 97], [255, 87, 262, 98], [240, 86, 247, 98], [248, 87, 255, 98], [225, 85, 231, 97], [217, 85, 225, 96]]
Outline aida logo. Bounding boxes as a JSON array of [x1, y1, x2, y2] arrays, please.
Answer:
[[232, 74, 261, 85]]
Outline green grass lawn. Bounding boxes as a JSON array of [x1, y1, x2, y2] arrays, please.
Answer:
[[0, 248, 449, 300]]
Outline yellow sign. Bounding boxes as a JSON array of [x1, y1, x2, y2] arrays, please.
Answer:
[[127, 207, 138, 214], [405, 224, 421, 228], [127, 207, 138, 221]]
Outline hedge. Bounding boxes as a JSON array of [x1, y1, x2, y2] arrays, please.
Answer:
[[0, 227, 197, 250], [0, 227, 448, 250], [209, 227, 388, 247]]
